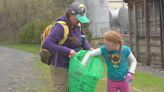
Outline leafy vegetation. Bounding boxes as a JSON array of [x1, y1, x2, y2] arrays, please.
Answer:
[[0, 0, 74, 42], [19, 20, 48, 44]]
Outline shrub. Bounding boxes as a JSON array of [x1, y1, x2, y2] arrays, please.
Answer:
[[83, 23, 92, 42], [19, 19, 92, 44], [19, 20, 48, 44]]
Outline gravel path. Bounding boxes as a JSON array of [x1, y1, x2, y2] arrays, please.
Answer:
[[0, 47, 45, 92], [137, 63, 164, 77]]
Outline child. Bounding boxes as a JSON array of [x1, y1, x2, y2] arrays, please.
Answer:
[[82, 31, 137, 92]]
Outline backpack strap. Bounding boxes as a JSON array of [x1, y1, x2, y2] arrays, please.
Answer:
[[40, 24, 54, 51], [56, 21, 69, 45]]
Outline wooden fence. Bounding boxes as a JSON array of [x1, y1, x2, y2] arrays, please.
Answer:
[[125, 0, 164, 68]]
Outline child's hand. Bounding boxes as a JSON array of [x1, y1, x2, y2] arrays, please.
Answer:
[[125, 72, 134, 83]]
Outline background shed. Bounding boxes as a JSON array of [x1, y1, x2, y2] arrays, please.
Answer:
[[124, 0, 164, 68]]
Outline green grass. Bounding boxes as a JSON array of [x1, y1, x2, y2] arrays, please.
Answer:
[[0, 43, 40, 54], [96, 65, 164, 92], [34, 59, 53, 92], [96, 65, 107, 92], [131, 71, 164, 92], [1, 43, 164, 92]]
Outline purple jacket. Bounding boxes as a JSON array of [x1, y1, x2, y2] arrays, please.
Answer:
[[42, 16, 91, 68]]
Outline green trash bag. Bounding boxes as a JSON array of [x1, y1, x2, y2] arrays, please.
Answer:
[[69, 50, 104, 92]]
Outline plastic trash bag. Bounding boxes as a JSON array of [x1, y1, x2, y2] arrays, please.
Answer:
[[69, 50, 104, 92]]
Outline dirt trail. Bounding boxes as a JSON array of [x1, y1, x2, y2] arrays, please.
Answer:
[[0, 47, 45, 92]]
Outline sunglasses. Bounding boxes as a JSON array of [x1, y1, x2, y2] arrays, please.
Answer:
[[76, 7, 87, 15]]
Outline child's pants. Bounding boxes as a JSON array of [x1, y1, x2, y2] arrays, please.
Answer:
[[108, 79, 130, 92]]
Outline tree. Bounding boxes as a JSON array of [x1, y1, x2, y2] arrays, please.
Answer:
[[0, 0, 75, 43]]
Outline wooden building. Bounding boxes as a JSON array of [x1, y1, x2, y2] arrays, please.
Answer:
[[123, 0, 164, 68]]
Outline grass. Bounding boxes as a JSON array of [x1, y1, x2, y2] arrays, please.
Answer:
[[1, 43, 164, 92], [0, 43, 40, 54], [34, 59, 53, 92], [96, 65, 164, 92], [131, 71, 164, 92]]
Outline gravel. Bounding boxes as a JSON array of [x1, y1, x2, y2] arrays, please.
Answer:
[[0, 47, 45, 92], [136, 63, 164, 77]]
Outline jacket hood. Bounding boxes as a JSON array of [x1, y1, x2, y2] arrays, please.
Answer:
[[56, 16, 67, 22]]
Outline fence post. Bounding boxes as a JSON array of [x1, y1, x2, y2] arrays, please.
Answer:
[[133, 1, 139, 63], [144, 0, 150, 65], [159, 0, 164, 69]]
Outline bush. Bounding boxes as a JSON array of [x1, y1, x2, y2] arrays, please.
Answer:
[[19, 20, 48, 44], [19, 19, 92, 44], [83, 23, 92, 42]]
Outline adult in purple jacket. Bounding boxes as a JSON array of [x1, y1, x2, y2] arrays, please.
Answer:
[[42, 1, 92, 92]]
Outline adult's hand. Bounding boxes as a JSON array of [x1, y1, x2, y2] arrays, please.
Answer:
[[89, 48, 94, 50], [68, 49, 76, 58]]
